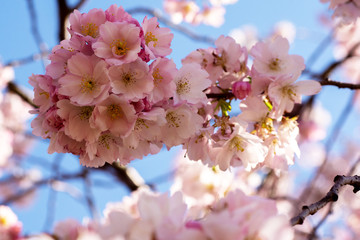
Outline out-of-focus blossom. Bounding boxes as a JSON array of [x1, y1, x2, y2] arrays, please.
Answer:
[[229, 25, 258, 50], [272, 21, 296, 43], [0, 205, 22, 240]]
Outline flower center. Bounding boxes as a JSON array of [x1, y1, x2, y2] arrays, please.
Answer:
[[79, 106, 94, 120], [166, 111, 183, 128], [98, 134, 111, 149], [229, 135, 245, 152], [282, 86, 297, 100], [107, 104, 123, 120], [122, 72, 136, 87], [81, 75, 96, 93], [0, 216, 7, 226], [111, 39, 129, 56], [152, 68, 163, 86], [134, 118, 149, 131], [81, 23, 99, 38], [39, 91, 50, 99], [176, 77, 191, 95], [268, 58, 282, 71], [145, 32, 158, 46]]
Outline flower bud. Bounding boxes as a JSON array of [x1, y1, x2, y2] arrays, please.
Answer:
[[232, 80, 251, 100]]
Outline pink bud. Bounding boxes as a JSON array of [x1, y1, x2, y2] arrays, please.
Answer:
[[185, 220, 203, 231], [232, 81, 251, 100]]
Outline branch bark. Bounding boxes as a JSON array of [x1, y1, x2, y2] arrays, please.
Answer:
[[291, 175, 360, 226]]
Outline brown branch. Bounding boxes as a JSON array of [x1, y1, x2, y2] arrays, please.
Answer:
[[57, 0, 87, 41], [306, 156, 360, 239], [320, 79, 360, 89], [7, 82, 37, 108], [319, 42, 360, 80], [206, 92, 234, 99], [95, 163, 143, 192], [291, 175, 360, 226]]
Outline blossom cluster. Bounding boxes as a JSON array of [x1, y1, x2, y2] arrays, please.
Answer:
[[30, 5, 321, 172], [163, 0, 238, 27], [182, 35, 321, 173], [29, 4, 211, 168]]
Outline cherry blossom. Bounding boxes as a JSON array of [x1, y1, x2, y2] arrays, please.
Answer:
[[58, 53, 110, 105], [93, 21, 141, 65], [108, 58, 154, 100], [142, 16, 174, 58]]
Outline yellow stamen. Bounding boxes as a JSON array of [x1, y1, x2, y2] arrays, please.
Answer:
[[80, 75, 96, 93], [122, 72, 135, 86], [268, 58, 281, 71], [229, 135, 245, 152], [111, 39, 129, 56], [145, 32, 158, 46], [107, 104, 123, 120], [39, 91, 49, 99], [79, 106, 94, 120], [176, 78, 190, 95], [152, 68, 163, 86], [166, 111, 183, 128], [81, 23, 99, 38], [0, 216, 7, 226]]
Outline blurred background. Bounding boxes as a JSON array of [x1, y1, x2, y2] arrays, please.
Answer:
[[0, 0, 359, 236]]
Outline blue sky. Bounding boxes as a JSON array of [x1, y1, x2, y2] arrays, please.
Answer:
[[1, 0, 358, 235]]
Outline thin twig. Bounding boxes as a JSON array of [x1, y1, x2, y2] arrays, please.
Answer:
[[42, 154, 64, 231], [0, 171, 86, 205], [291, 175, 360, 226], [26, 0, 48, 69], [127, 7, 215, 45], [83, 169, 98, 219], [306, 156, 360, 239]]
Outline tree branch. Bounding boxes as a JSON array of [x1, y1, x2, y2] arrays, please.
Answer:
[[291, 175, 360, 226], [320, 79, 360, 89]]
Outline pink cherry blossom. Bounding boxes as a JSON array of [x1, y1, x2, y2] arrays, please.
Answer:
[[69, 8, 106, 40], [108, 58, 154, 100], [57, 99, 101, 142], [82, 132, 124, 167], [214, 119, 268, 171], [173, 63, 211, 105], [160, 104, 204, 148], [105, 4, 133, 22], [148, 57, 177, 103], [90, 94, 137, 137], [142, 17, 174, 58], [28, 74, 55, 112], [232, 80, 251, 100], [250, 35, 305, 79], [214, 35, 249, 74], [58, 52, 110, 106], [93, 21, 141, 65], [267, 75, 322, 119], [48, 131, 85, 156]]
